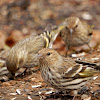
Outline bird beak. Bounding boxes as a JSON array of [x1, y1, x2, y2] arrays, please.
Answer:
[[37, 53, 43, 59], [69, 29, 73, 35], [58, 22, 67, 31]]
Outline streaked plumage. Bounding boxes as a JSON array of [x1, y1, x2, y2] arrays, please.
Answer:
[[38, 48, 97, 95], [6, 24, 66, 77], [60, 17, 93, 54]]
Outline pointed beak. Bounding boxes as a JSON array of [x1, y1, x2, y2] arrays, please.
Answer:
[[37, 53, 43, 59], [69, 29, 73, 35], [59, 22, 67, 31]]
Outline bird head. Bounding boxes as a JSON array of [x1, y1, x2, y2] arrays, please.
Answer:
[[37, 48, 61, 66], [64, 17, 80, 35]]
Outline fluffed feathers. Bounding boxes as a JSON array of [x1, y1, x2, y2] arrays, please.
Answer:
[[6, 24, 66, 77], [60, 17, 93, 54], [38, 48, 97, 95]]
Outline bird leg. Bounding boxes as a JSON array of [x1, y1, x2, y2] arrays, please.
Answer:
[[72, 95, 76, 100], [65, 45, 70, 57], [87, 43, 95, 54], [10, 73, 15, 80]]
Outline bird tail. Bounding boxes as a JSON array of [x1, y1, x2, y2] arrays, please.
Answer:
[[41, 24, 66, 48], [75, 60, 100, 70]]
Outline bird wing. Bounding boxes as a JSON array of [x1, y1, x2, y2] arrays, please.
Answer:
[[82, 21, 93, 35], [59, 58, 97, 79], [44, 24, 57, 32]]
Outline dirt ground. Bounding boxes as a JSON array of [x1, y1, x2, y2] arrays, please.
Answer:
[[0, 0, 100, 100]]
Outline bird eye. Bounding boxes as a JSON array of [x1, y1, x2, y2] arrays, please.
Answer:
[[75, 25, 78, 28], [59, 32, 62, 37], [59, 32, 64, 37], [88, 32, 92, 36], [47, 52, 51, 55]]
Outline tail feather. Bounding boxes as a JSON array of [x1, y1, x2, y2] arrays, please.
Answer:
[[75, 60, 100, 70]]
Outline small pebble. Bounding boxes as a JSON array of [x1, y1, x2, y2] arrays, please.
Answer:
[[38, 91, 42, 94], [77, 52, 86, 56], [32, 85, 41, 88], [16, 89, 21, 95], [91, 58, 99, 60], [71, 54, 77, 57], [82, 12, 92, 20], [45, 91, 53, 94], [81, 94, 91, 100], [10, 93, 17, 95], [93, 76, 98, 80], [28, 95, 32, 100], [90, 91, 94, 94]]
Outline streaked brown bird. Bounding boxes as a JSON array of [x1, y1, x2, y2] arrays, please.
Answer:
[[60, 17, 93, 55], [38, 48, 97, 97], [6, 24, 66, 78]]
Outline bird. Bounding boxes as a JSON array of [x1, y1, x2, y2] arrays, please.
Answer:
[[59, 17, 93, 55], [37, 48, 97, 97], [6, 24, 66, 78]]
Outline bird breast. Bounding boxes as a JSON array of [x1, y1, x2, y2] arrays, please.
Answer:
[[40, 65, 91, 91]]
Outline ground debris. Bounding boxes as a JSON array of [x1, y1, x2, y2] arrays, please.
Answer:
[[0, 0, 100, 100]]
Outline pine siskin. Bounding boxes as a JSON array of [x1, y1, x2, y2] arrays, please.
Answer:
[[6, 24, 66, 77], [60, 17, 93, 55], [38, 48, 97, 96]]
